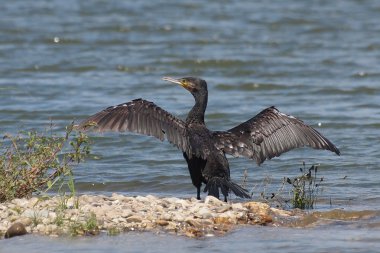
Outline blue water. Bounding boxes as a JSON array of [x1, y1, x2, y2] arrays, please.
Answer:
[[1, 0, 380, 251]]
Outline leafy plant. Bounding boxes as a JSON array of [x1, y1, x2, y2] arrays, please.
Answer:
[[0, 122, 90, 203]]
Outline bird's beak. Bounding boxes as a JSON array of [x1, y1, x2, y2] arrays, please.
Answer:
[[162, 76, 182, 85], [162, 76, 193, 91]]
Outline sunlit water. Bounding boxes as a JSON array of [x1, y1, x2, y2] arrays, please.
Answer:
[[1, 0, 380, 251]]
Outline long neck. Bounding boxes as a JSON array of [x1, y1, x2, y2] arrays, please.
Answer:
[[186, 92, 208, 125]]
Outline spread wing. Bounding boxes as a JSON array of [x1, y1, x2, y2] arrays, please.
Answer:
[[79, 98, 192, 155], [214, 106, 340, 164]]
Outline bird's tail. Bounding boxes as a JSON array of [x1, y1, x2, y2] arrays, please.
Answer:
[[204, 177, 251, 200]]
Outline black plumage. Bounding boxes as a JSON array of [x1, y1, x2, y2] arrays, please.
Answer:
[[79, 77, 340, 201]]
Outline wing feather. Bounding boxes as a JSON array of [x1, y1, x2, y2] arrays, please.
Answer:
[[79, 99, 191, 154], [214, 106, 340, 164]]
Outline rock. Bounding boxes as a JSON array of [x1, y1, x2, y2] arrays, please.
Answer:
[[121, 210, 133, 218], [216, 205, 231, 213], [186, 219, 201, 227], [135, 196, 149, 203], [270, 208, 292, 217], [156, 220, 169, 226], [231, 203, 244, 210], [171, 213, 185, 222], [204, 196, 224, 206], [126, 215, 142, 223], [0, 209, 8, 219], [12, 198, 29, 208], [160, 213, 172, 221], [213, 216, 230, 224], [5, 222, 27, 239], [244, 202, 273, 225], [198, 208, 212, 219], [0, 204, 7, 211], [36, 224, 45, 232], [66, 197, 78, 209], [185, 227, 203, 238], [244, 202, 270, 215]]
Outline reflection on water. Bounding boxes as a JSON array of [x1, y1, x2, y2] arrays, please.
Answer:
[[1, 0, 380, 251]]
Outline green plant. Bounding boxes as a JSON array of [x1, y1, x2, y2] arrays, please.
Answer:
[[68, 213, 99, 236], [107, 227, 121, 236], [286, 162, 323, 209], [0, 122, 90, 203], [53, 212, 65, 227], [69, 220, 84, 236], [84, 212, 99, 231], [31, 211, 42, 226]]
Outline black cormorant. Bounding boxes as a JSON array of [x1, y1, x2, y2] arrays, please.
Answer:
[[79, 77, 340, 201]]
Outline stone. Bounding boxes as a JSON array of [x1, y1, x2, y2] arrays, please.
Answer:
[[231, 203, 244, 210], [216, 205, 231, 213], [204, 196, 224, 206], [12, 198, 29, 208], [198, 208, 212, 219], [4, 222, 27, 239], [160, 213, 172, 221], [126, 215, 142, 223], [213, 216, 230, 225], [185, 227, 203, 238], [156, 220, 169, 226], [171, 213, 186, 222], [121, 210, 133, 218], [186, 219, 201, 228], [244, 202, 270, 215]]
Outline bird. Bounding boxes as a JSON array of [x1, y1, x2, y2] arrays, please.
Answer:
[[79, 77, 340, 201]]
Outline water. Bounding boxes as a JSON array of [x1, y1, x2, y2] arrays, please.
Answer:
[[1, 0, 380, 251]]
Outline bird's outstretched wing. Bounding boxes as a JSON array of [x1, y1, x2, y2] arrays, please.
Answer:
[[214, 106, 340, 164], [79, 98, 192, 155]]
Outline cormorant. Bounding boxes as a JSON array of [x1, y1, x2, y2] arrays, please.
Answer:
[[79, 77, 340, 201]]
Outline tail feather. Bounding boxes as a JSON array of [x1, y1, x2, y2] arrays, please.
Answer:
[[204, 177, 251, 199]]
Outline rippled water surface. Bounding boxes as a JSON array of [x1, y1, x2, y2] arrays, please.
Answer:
[[1, 0, 380, 252]]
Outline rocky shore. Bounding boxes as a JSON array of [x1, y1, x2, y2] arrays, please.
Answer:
[[0, 194, 295, 239]]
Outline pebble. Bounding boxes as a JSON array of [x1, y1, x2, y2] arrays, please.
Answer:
[[0, 194, 292, 239]]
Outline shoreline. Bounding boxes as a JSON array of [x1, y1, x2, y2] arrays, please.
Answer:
[[0, 194, 295, 239]]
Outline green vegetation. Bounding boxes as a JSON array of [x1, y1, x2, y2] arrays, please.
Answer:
[[258, 162, 324, 210], [68, 212, 99, 236], [0, 123, 90, 203], [53, 212, 65, 227], [31, 211, 42, 227], [107, 227, 121, 236], [286, 163, 323, 209]]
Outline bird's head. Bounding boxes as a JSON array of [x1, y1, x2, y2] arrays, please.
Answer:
[[162, 76, 208, 99]]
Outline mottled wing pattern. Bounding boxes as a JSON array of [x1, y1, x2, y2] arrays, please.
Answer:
[[79, 99, 192, 155], [214, 106, 340, 164]]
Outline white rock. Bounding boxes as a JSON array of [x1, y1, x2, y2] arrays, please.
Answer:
[[198, 208, 213, 219], [160, 213, 172, 221], [12, 198, 29, 208], [232, 203, 244, 210], [204, 196, 224, 206], [121, 210, 133, 218], [171, 213, 186, 222]]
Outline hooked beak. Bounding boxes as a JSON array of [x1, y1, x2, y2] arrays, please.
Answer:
[[162, 76, 194, 91], [162, 76, 182, 85]]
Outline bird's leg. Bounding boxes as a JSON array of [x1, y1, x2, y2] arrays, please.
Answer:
[[224, 195, 227, 202], [196, 186, 201, 200]]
